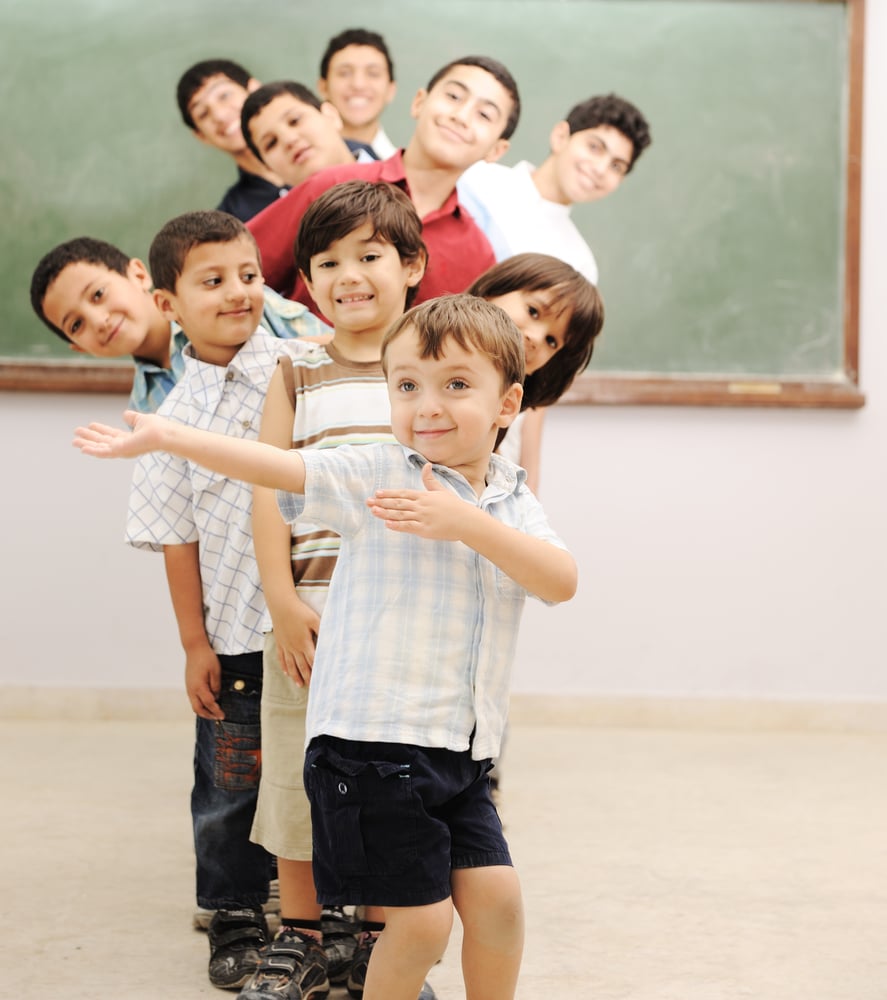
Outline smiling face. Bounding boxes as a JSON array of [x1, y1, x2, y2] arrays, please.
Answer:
[[247, 93, 354, 186], [41, 259, 157, 357], [187, 74, 256, 154], [545, 123, 634, 205], [486, 288, 572, 376], [302, 221, 424, 353], [319, 44, 395, 133], [385, 324, 521, 486], [408, 64, 513, 173], [153, 236, 265, 366]]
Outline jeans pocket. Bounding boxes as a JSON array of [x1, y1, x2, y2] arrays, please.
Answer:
[[213, 719, 261, 792], [306, 744, 418, 877]]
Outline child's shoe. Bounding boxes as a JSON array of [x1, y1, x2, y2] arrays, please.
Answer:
[[321, 905, 359, 983], [208, 908, 268, 989], [238, 928, 330, 1000]]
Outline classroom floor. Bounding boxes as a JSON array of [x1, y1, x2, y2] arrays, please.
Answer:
[[3, 713, 885, 999]]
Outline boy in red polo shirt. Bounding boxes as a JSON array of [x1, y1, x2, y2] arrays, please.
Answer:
[[248, 55, 520, 317]]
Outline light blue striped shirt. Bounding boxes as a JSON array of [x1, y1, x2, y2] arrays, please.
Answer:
[[278, 443, 568, 760]]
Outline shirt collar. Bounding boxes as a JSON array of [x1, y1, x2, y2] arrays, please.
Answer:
[[182, 327, 278, 406], [400, 443, 526, 500], [380, 150, 461, 220]]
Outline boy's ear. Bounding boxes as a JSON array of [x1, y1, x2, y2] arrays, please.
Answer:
[[246, 77, 262, 95], [319, 101, 345, 132], [496, 382, 524, 427], [68, 341, 88, 355], [406, 250, 427, 286], [153, 288, 182, 326], [409, 88, 428, 121], [482, 137, 509, 165], [127, 257, 153, 291], [549, 120, 571, 155]]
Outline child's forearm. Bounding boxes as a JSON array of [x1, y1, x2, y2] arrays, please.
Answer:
[[460, 508, 577, 603], [160, 419, 306, 494]]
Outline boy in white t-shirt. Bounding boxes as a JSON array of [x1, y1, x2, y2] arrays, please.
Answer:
[[458, 92, 652, 284]]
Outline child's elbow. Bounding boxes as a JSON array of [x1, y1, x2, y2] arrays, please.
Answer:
[[546, 556, 578, 604]]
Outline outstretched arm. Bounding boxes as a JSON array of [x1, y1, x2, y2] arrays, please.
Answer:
[[366, 463, 577, 603], [74, 410, 307, 494]]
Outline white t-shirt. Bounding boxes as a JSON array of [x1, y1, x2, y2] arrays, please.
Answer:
[[458, 160, 599, 284], [369, 125, 397, 160]]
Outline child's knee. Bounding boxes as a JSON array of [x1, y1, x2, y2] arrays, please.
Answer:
[[385, 900, 453, 963], [453, 866, 524, 945]]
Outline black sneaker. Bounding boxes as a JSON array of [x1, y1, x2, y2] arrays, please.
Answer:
[[321, 906, 359, 983], [238, 928, 330, 1000], [208, 908, 268, 990], [347, 934, 436, 999]]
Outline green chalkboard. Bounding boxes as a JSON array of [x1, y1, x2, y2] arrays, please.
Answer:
[[0, 0, 863, 406]]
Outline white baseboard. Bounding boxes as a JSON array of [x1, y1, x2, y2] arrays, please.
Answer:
[[3, 686, 886, 732]]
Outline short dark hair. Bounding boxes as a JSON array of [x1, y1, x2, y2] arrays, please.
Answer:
[[296, 180, 427, 308], [30, 237, 131, 342], [319, 28, 394, 82], [469, 253, 605, 409], [148, 211, 259, 293], [565, 93, 652, 171], [241, 81, 324, 164], [425, 56, 521, 141], [382, 294, 525, 392], [176, 59, 253, 131]]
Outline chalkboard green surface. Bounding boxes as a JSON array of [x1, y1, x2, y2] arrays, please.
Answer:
[[1, 0, 862, 406]]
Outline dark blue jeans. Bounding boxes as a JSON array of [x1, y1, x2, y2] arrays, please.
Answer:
[[192, 651, 272, 910]]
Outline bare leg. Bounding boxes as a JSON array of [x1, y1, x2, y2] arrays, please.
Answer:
[[277, 856, 321, 932], [362, 899, 453, 1000], [452, 866, 524, 1000]]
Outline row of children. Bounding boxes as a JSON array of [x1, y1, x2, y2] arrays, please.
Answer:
[[32, 33, 647, 1000], [41, 36, 650, 490]]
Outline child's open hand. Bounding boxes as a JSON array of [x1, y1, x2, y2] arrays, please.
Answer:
[[366, 462, 468, 541], [73, 410, 168, 459]]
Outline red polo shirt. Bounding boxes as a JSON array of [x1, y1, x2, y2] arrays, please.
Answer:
[[247, 151, 495, 315]]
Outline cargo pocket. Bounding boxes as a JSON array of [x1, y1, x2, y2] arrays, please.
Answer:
[[306, 743, 418, 877]]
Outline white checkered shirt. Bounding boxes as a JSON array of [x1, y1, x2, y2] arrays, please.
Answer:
[[277, 443, 569, 760], [126, 329, 309, 654]]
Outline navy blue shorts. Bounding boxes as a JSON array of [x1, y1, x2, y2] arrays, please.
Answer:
[[304, 735, 512, 907]]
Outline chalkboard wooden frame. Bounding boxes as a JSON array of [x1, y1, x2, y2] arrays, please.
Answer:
[[0, 0, 865, 409], [561, 0, 864, 409]]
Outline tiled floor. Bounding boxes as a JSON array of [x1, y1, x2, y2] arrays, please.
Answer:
[[3, 715, 885, 999]]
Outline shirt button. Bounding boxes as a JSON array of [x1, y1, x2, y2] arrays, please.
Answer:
[[242, 419, 252, 430], [233, 679, 246, 691], [225, 370, 234, 381], [337, 782, 348, 795]]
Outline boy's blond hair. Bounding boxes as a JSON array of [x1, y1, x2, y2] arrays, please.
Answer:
[[382, 293, 525, 391]]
